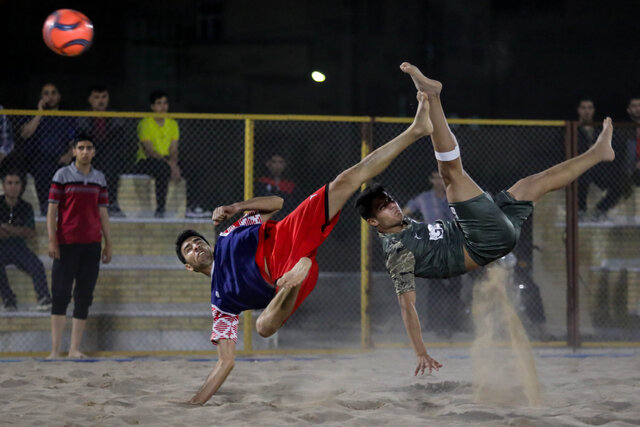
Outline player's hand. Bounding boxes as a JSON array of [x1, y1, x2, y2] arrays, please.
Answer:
[[188, 397, 206, 406], [37, 98, 46, 110], [212, 205, 239, 226], [414, 353, 442, 376], [102, 243, 112, 264], [48, 240, 60, 260], [169, 162, 182, 182]]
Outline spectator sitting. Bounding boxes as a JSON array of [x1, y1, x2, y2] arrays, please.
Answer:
[[77, 85, 128, 217], [0, 105, 14, 167], [19, 83, 75, 216], [255, 154, 297, 220], [0, 172, 51, 312], [135, 90, 180, 218], [626, 96, 640, 186], [575, 97, 627, 221]]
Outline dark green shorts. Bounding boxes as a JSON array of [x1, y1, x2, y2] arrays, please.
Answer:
[[449, 191, 533, 266]]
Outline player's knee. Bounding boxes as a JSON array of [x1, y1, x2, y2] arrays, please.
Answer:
[[51, 299, 70, 316], [256, 317, 277, 338], [51, 291, 72, 316], [72, 293, 94, 319]]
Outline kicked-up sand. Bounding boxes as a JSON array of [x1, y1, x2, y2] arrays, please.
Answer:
[[0, 346, 639, 426]]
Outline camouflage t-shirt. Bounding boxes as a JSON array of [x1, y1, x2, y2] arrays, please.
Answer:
[[378, 217, 467, 295]]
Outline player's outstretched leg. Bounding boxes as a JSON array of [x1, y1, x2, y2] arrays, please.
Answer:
[[508, 118, 615, 203], [400, 62, 483, 203], [326, 90, 433, 220]]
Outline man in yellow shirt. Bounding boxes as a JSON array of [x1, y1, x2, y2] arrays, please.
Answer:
[[135, 91, 181, 218]]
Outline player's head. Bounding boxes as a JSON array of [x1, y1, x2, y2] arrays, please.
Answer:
[[149, 90, 169, 113], [576, 97, 594, 123], [41, 83, 60, 109], [355, 183, 403, 230], [72, 134, 96, 166], [176, 229, 213, 273], [627, 96, 640, 122], [88, 84, 109, 111]]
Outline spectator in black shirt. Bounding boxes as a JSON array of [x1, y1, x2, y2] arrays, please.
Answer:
[[0, 173, 50, 311], [77, 85, 130, 217]]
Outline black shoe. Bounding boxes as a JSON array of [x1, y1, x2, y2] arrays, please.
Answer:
[[109, 203, 126, 218], [154, 208, 165, 218], [36, 296, 52, 312], [3, 299, 17, 312]]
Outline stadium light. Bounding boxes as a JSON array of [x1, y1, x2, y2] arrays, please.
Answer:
[[311, 71, 326, 83]]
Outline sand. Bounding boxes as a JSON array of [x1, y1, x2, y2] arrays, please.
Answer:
[[0, 346, 638, 426], [471, 265, 542, 407], [3, 264, 638, 426]]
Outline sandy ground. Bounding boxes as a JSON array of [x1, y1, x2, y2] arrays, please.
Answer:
[[1, 347, 639, 427]]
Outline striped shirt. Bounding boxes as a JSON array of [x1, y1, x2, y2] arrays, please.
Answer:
[[48, 163, 108, 244]]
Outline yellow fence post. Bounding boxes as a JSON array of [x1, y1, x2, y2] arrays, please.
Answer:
[[243, 118, 255, 352], [360, 120, 373, 349]]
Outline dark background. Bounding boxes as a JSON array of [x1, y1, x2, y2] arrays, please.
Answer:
[[1, 0, 638, 120]]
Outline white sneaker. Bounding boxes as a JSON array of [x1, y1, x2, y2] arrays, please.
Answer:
[[36, 296, 52, 312], [186, 206, 212, 218]]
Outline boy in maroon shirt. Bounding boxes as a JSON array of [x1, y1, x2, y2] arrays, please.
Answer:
[[46, 135, 112, 358]]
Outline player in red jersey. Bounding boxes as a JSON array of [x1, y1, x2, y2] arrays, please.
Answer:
[[176, 83, 435, 405]]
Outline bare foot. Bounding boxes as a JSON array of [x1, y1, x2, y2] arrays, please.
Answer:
[[67, 351, 88, 359], [410, 91, 434, 136], [590, 117, 615, 162], [400, 62, 442, 95], [46, 351, 62, 360]]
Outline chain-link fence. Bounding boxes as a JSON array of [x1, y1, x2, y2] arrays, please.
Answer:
[[575, 122, 640, 342], [0, 109, 638, 355]]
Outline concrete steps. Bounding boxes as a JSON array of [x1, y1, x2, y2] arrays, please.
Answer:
[[6, 255, 208, 304], [29, 218, 211, 255]]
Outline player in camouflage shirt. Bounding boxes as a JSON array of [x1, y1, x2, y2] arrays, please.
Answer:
[[356, 62, 616, 376]]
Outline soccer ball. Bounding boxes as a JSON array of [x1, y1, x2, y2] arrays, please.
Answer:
[[42, 9, 94, 57]]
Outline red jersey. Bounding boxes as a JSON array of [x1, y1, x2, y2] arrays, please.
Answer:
[[48, 163, 109, 244]]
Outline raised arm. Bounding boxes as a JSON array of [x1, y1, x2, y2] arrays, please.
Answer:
[[212, 196, 284, 225], [189, 338, 236, 405], [20, 99, 45, 139]]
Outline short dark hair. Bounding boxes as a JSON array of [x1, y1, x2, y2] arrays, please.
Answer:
[[73, 133, 94, 147], [149, 90, 168, 104], [175, 229, 210, 264], [1, 171, 24, 184], [628, 96, 640, 106], [354, 183, 389, 220], [89, 84, 108, 94], [577, 97, 594, 106]]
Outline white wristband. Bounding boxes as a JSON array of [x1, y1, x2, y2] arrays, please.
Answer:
[[434, 145, 460, 161]]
